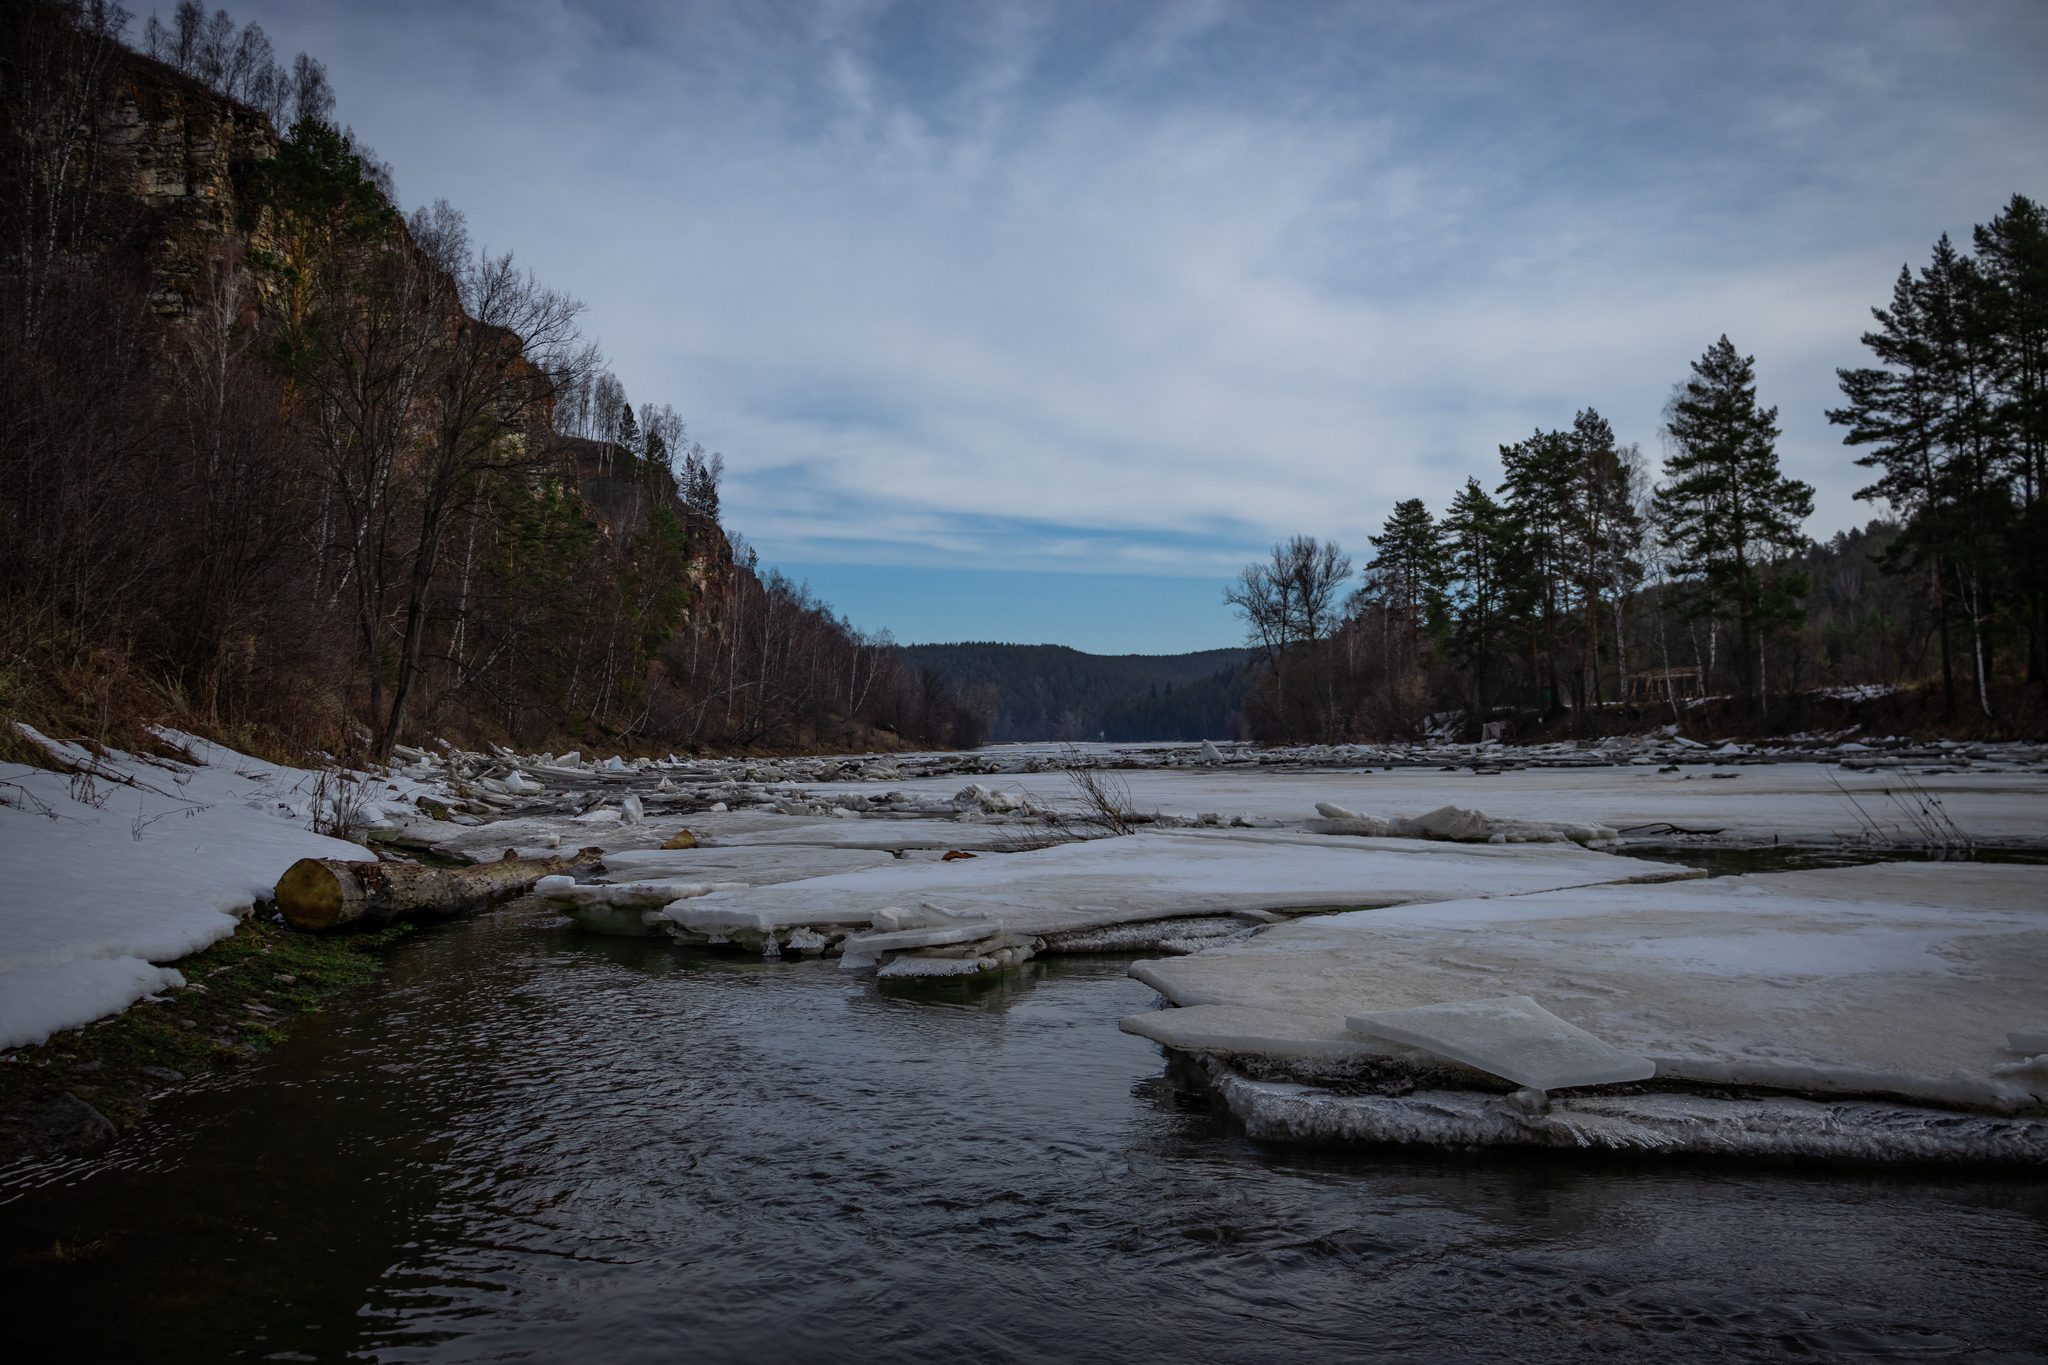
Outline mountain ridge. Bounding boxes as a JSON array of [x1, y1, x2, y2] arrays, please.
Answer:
[[900, 642, 1251, 742]]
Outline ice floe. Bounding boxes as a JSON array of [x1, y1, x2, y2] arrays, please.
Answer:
[[598, 828, 1669, 970], [1127, 862, 2048, 1112]]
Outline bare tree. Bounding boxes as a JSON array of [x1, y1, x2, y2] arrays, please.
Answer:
[[3, 0, 132, 337], [1226, 536, 1350, 736], [141, 3, 332, 131], [376, 249, 586, 755], [406, 198, 470, 277]]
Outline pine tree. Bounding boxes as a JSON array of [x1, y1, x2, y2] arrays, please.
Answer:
[[1365, 498, 1447, 670], [1654, 336, 1814, 706], [1832, 260, 1961, 711], [1973, 194, 2048, 688], [1440, 478, 1520, 721], [1563, 409, 1644, 709], [613, 400, 640, 476], [1497, 427, 1574, 710], [1831, 237, 2011, 716]]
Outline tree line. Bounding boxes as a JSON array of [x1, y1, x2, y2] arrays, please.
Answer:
[[1227, 194, 2046, 741], [0, 0, 981, 759]]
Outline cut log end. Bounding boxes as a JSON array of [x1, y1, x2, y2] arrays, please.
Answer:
[[275, 858, 362, 932]]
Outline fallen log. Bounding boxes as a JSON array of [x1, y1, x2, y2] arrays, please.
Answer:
[[274, 846, 606, 932]]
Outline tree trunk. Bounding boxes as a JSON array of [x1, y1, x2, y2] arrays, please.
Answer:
[[1935, 558, 1954, 717], [275, 846, 605, 932]]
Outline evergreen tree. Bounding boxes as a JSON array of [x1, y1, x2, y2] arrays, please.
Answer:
[[1831, 237, 2012, 716], [246, 117, 397, 405], [1365, 498, 1447, 668], [1497, 426, 1575, 710], [1655, 336, 1814, 706], [1563, 409, 1644, 709], [1440, 478, 1519, 720], [613, 399, 639, 476], [1972, 194, 2048, 687]]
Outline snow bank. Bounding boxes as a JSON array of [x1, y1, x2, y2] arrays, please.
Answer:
[[0, 727, 387, 1048]]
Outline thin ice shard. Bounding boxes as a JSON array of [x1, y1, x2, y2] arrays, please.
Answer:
[[1346, 995, 1655, 1091]]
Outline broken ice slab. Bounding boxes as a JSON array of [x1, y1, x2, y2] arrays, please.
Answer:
[[533, 876, 747, 909], [533, 876, 751, 937], [1120, 1005, 1418, 1065], [876, 955, 996, 979], [2010, 1025, 2048, 1053], [598, 847, 900, 886], [668, 902, 885, 935], [1345, 995, 1656, 1091], [1306, 816, 1394, 836], [835, 916, 1003, 970], [1392, 805, 1621, 847], [838, 921, 1002, 957], [872, 938, 1040, 977]]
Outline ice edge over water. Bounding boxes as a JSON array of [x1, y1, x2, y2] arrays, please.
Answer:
[[1195, 1055, 2048, 1163]]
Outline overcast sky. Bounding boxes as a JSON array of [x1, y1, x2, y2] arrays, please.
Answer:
[[227, 0, 2047, 652]]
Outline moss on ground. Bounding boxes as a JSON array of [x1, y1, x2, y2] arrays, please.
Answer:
[[0, 916, 415, 1163]]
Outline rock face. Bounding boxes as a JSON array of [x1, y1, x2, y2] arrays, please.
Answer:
[[77, 51, 750, 642], [94, 57, 284, 317]]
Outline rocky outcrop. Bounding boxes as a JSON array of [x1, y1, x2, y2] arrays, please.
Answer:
[[94, 54, 281, 316]]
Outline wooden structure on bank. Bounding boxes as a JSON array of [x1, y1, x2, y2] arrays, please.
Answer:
[[1628, 667, 1704, 706]]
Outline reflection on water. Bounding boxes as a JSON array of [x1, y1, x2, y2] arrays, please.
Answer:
[[7, 907, 2045, 1363]]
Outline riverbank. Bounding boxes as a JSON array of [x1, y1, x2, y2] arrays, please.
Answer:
[[0, 916, 413, 1164], [7, 728, 2047, 1168]]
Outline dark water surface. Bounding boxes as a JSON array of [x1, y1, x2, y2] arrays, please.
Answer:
[[6, 907, 2045, 1363], [1617, 843, 2048, 877]]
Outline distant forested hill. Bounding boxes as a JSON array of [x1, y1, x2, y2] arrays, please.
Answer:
[[899, 643, 1252, 742]]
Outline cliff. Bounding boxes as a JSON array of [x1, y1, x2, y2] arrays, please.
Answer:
[[80, 44, 740, 602]]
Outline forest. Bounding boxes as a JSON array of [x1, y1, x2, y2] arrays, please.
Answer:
[[4, 4, 2040, 765], [0, 0, 987, 764], [1222, 197, 2046, 745]]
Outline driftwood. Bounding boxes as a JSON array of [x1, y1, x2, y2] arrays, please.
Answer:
[[275, 847, 605, 932]]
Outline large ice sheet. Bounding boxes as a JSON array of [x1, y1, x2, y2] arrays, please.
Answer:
[[1345, 996, 1655, 1090], [869, 762, 2048, 847], [1132, 863, 2048, 1110], [663, 827, 1657, 941]]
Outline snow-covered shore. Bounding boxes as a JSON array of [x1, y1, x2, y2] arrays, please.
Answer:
[[0, 729, 430, 1049]]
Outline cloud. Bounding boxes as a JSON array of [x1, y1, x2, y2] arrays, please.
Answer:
[[237, 0, 2048, 613]]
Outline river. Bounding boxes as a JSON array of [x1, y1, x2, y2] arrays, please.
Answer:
[[7, 902, 2044, 1362]]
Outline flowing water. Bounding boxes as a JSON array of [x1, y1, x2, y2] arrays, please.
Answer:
[[6, 905, 2045, 1363]]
